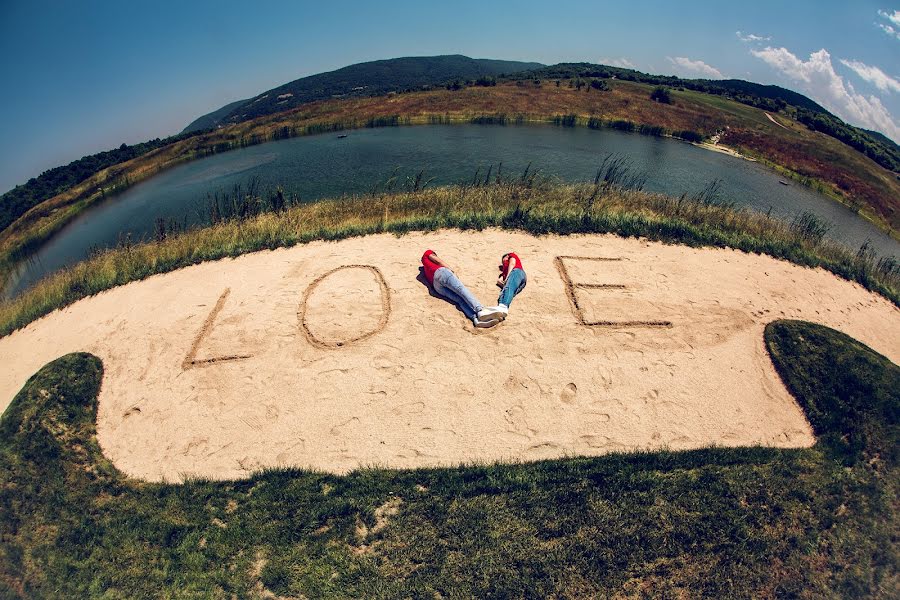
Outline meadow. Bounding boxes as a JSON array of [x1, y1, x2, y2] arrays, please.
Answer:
[[0, 318, 896, 597]]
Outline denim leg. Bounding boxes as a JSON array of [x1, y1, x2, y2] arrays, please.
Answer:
[[433, 268, 483, 319], [498, 269, 527, 307]]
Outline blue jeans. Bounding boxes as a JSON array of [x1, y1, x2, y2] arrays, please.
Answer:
[[498, 269, 526, 306], [432, 267, 483, 319]]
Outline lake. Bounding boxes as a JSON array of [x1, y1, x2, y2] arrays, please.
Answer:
[[5, 124, 897, 298]]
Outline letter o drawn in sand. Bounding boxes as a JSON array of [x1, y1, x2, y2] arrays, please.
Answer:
[[299, 265, 391, 349]]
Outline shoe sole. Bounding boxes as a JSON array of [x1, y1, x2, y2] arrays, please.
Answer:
[[474, 318, 500, 328], [478, 309, 505, 321]]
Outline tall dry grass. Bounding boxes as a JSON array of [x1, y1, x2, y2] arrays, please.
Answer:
[[0, 178, 896, 338]]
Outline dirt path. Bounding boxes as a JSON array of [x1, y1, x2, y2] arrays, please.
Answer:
[[765, 112, 790, 130], [1, 230, 897, 482]]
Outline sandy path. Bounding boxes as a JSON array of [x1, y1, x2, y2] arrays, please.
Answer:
[[765, 112, 790, 130], [1, 230, 897, 482]]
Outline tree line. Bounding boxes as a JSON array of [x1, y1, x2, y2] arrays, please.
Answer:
[[0, 129, 204, 232]]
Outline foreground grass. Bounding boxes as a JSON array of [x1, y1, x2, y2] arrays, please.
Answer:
[[0, 320, 896, 597], [1, 180, 898, 339]]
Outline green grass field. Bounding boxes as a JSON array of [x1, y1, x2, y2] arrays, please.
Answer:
[[0, 319, 896, 598]]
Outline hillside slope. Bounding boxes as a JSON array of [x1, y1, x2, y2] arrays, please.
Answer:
[[182, 55, 544, 133], [181, 98, 248, 134]]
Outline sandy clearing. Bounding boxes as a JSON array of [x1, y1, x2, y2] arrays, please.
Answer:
[[1, 230, 898, 482], [765, 112, 790, 130], [694, 141, 754, 161]]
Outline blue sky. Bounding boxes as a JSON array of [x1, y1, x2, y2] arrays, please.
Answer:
[[0, 0, 898, 194]]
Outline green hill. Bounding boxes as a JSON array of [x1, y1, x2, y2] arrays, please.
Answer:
[[181, 98, 248, 134], [182, 55, 544, 133], [515, 62, 829, 113], [860, 127, 900, 153]]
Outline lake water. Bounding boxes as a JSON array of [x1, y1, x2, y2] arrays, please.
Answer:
[[5, 124, 897, 298]]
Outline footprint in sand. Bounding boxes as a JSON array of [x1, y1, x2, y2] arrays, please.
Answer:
[[275, 441, 306, 464], [560, 383, 578, 403], [503, 375, 530, 392]]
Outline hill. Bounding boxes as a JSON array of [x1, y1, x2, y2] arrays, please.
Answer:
[[181, 98, 248, 134], [516, 62, 829, 113], [512, 63, 898, 172], [2, 58, 899, 282], [4, 55, 895, 242], [182, 56, 897, 172], [860, 127, 900, 153], [182, 55, 544, 133]]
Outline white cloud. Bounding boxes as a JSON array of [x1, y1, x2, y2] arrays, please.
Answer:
[[666, 56, 724, 79], [879, 9, 900, 27], [876, 22, 899, 39], [598, 57, 637, 69], [751, 46, 900, 142], [736, 31, 771, 43], [876, 9, 900, 39], [839, 59, 900, 93]]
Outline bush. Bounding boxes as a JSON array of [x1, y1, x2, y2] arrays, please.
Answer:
[[638, 124, 665, 136], [650, 86, 672, 104], [673, 130, 703, 143], [608, 120, 635, 132]]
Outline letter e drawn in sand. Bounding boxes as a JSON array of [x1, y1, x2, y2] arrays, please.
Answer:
[[182, 288, 253, 369], [554, 256, 672, 328], [298, 265, 391, 349]]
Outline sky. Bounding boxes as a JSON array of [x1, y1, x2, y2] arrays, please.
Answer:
[[0, 0, 898, 194]]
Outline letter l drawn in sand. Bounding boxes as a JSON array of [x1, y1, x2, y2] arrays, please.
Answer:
[[182, 288, 253, 369]]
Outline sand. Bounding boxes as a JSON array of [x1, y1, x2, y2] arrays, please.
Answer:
[[1, 230, 898, 482]]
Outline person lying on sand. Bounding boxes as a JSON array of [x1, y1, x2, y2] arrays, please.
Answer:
[[421, 249, 505, 328], [490, 252, 527, 319]]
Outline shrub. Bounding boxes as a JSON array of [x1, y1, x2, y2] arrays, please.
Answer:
[[673, 130, 703, 143], [638, 124, 665, 136], [608, 120, 635, 132], [650, 86, 672, 104]]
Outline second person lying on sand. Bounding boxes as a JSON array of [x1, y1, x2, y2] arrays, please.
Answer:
[[492, 251, 527, 318], [421, 249, 505, 328]]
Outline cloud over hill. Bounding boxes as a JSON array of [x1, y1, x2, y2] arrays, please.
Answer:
[[751, 46, 900, 143]]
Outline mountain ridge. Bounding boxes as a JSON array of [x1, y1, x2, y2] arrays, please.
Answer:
[[182, 55, 544, 133]]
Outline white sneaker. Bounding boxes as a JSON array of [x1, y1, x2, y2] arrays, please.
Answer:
[[473, 315, 500, 328], [476, 307, 505, 322], [482, 304, 509, 320]]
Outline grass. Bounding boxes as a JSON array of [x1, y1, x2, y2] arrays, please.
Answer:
[[0, 178, 898, 339], [0, 319, 896, 597], [2, 79, 897, 288]]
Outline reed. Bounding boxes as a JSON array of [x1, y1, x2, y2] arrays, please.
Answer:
[[0, 178, 897, 338]]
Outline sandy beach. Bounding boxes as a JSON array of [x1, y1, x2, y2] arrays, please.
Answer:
[[1, 230, 897, 482]]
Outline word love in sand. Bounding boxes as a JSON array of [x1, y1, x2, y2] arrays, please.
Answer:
[[182, 256, 670, 369]]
